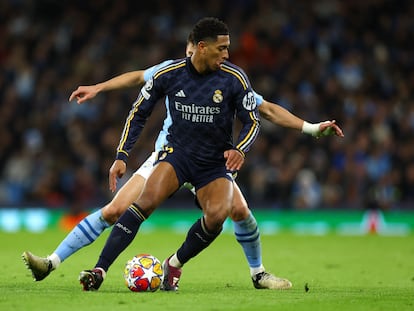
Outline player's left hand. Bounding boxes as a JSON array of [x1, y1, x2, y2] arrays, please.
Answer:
[[109, 160, 127, 192], [224, 149, 245, 171], [69, 85, 99, 104], [318, 120, 344, 138]]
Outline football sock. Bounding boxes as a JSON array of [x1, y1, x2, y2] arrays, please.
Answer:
[[53, 209, 111, 263], [169, 254, 183, 268], [176, 217, 221, 265], [94, 267, 106, 279], [95, 204, 146, 272], [233, 212, 265, 276], [47, 253, 61, 269]]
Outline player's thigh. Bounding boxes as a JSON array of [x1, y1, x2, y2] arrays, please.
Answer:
[[134, 152, 157, 180], [136, 161, 179, 212], [230, 182, 250, 221], [102, 174, 146, 222], [197, 178, 233, 224]]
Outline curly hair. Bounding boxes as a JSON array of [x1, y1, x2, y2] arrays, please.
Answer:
[[192, 17, 229, 43]]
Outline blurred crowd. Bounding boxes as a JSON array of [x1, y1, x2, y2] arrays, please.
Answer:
[[1, 0, 414, 212]]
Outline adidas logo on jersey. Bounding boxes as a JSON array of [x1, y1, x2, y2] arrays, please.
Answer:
[[175, 90, 186, 97]]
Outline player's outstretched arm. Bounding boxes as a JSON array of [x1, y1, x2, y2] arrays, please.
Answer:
[[258, 99, 344, 138], [68, 71, 145, 104]]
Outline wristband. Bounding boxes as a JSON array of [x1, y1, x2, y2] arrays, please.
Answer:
[[302, 121, 320, 136]]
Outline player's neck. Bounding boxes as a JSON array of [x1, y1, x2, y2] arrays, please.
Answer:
[[189, 55, 211, 75]]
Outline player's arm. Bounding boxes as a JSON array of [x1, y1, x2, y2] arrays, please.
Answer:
[[227, 91, 261, 171], [69, 71, 145, 104], [69, 60, 175, 105], [110, 75, 164, 192], [259, 99, 344, 138]]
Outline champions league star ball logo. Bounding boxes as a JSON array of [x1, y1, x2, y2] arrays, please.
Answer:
[[144, 77, 154, 91], [213, 90, 223, 104], [123, 254, 163, 292], [242, 91, 256, 111], [141, 77, 154, 99]]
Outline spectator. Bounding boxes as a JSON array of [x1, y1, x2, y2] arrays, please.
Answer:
[[0, 0, 413, 211]]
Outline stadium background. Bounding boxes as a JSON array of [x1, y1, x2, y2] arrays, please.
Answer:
[[1, 0, 414, 232]]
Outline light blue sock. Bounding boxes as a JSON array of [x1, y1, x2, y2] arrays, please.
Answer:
[[233, 213, 263, 271], [54, 209, 111, 262]]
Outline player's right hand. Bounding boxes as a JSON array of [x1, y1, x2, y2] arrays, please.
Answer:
[[224, 149, 245, 171], [317, 120, 344, 138], [69, 85, 99, 104], [109, 160, 127, 192]]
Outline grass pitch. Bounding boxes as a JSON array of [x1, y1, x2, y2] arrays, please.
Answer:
[[1, 227, 413, 311]]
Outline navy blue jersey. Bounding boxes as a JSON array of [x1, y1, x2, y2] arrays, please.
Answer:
[[116, 57, 260, 166]]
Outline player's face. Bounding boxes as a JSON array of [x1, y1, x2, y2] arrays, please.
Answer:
[[194, 35, 229, 72], [204, 35, 229, 71]]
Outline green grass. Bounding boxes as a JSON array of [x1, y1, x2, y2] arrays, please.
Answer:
[[1, 228, 413, 311]]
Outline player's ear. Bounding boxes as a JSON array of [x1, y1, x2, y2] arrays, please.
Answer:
[[197, 41, 208, 51]]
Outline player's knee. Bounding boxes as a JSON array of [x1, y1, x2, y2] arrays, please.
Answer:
[[102, 202, 127, 224], [203, 206, 228, 232], [229, 201, 250, 222], [203, 217, 224, 233], [136, 196, 159, 216]]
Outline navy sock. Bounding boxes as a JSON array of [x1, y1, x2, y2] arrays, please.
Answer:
[[95, 204, 146, 271], [176, 217, 221, 265]]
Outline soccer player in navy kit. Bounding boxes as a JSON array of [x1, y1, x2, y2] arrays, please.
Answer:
[[77, 17, 261, 291]]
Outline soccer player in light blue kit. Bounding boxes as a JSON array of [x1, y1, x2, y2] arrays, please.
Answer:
[[23, 27, 343, 290]]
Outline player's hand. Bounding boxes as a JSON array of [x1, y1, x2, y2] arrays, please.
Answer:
[[318, 120, 344, 138], [224, 149, 245, 171], [109, 160, 127, 192], [69, 85, 99, 104]]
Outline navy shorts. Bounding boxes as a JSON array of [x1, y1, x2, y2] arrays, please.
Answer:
[[155, 147, 233, 191]]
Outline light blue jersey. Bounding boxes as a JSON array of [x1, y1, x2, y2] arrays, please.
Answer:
[[143, 61, 264, 152], [143, 60, 174, 151]]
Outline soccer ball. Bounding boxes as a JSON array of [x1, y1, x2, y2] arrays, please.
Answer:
[[123, 254, 163, 292]]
